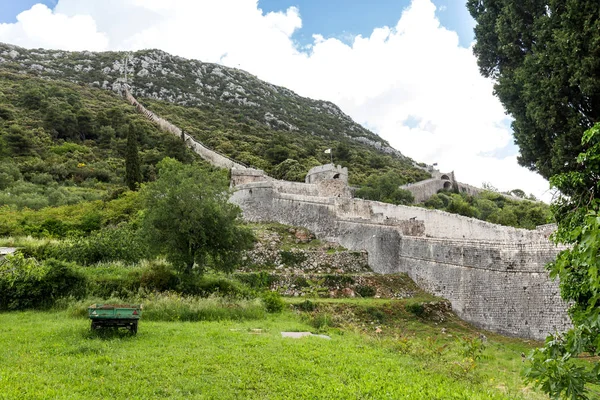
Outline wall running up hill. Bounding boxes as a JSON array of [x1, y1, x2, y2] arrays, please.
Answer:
[[124, 88, 247, 170], [230, 170, 571, 340]]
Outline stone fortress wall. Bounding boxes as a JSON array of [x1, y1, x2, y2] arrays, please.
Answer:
[[124, 88, 248, 170], [125, 89, 570, 340], [402, 167, 528, 203], [230, 167, 571, 340]]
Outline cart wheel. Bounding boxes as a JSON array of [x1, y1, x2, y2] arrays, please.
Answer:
[[130, 321, 138, 335], [91, 320, 99, 330]]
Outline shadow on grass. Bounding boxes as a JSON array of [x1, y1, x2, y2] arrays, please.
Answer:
[[83, 326, 139, 341]]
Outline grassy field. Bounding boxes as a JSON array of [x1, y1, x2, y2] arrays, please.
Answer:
[[0, 300, 546, 400]]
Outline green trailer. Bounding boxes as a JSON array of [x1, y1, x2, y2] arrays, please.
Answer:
[[88, 304, 142, 334]]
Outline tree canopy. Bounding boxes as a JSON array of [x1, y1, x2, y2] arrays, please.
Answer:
[[525, 124, 600, 399], [140, 158, 254, 274], [467, 0, 600, 179]]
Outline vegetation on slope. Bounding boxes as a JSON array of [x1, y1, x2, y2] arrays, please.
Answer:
[[422, 190, 552, 230], [0, 71, 195, 210]]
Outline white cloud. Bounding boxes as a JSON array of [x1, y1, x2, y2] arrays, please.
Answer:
[[0, 0, 552, 200], [0, 4, 108, 51]]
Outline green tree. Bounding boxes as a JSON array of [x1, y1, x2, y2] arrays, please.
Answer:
[[468, 0, 600, 179], [140, 158, 254, 274], [125, 124, 142, 191], [355, 171, 414, 205], [525, 123, 600, 399]]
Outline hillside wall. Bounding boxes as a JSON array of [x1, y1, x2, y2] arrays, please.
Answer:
[[231, 181, 571, 339], [124, 89, 247, 170]]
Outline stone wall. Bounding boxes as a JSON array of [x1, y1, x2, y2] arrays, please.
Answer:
[[305, 164, 349, 184], [125, 88, 247, 170], [231, 180, 571, 340]]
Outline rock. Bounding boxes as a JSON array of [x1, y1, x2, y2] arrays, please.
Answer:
[[341, 288, 355, 298]]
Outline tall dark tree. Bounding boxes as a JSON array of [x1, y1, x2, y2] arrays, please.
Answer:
[[468, 0, 600, 179], [125, 123, 142, 190]]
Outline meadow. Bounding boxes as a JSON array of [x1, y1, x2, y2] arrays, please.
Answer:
[[0, 298, 546, 400]]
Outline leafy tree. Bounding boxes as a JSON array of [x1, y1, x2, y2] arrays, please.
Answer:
[[271, 159, 305, 181], [525, 124, 600, 399], [468, 0, 600, 179], [125, 124, 142, 190], [355, 171, 414, 205], [140, 158, 254, 274]]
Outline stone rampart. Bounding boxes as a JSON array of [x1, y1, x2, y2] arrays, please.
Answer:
[[125, 88, 247, 170], [231, 180, 571, 339]]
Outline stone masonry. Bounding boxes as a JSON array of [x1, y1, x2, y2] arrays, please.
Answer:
[[230, 169, 571, 340], [126, 91, 571, 340]]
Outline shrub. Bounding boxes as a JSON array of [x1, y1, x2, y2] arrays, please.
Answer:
[[294, 299, 317, 312], [261, 291, 286, 313], [234, 271, 276, 289], [279, 250, 308, 266], [135, 260, 179, 292], [57, 224, 147, 265], [0, 253, 87, 310], [405, 302, 425, 317], [355, 285, 376, 298], [177, 273, 251, 298]]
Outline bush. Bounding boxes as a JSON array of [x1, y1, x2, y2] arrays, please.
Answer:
[[177, 273, 251, 298], [355, 285, 376, 298], [0, 253, 87, 310], [57, 224, 147, 265], [261, 291, 286, 313], [294, 299, 317, 312]]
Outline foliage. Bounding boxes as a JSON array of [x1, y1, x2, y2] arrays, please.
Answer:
[[355, 170, 415, 205], [125, 123, 142, 190], [423, 190, 552, 229], [0, 72, 198, 209], [467, 0, 600, 180], [0, 191, 142, 238], [140, 158, 255, 273], [355, 285, 377, 298], [55, 224, 147, 265], [0, 253, 86, 310], [524, 124, 600, 399], [261, 291, 286, 313]]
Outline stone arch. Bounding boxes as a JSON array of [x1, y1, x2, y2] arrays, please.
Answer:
[[441, 174, 450, 180], [443, 181, 452, 190]]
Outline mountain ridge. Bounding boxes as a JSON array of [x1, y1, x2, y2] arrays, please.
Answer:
[[0, 42, 409, 160]]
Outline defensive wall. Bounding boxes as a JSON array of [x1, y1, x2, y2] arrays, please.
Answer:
[[230, 168, 571, 340], [124, 88, 247, 170], [125, 93, 571, 340], [401, 169, 528, 203]]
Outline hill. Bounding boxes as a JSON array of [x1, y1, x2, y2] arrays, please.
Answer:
[[0, 42, 430, 187]]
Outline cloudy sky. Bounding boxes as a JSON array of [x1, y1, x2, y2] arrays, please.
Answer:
[[0, 0, 552, 200]]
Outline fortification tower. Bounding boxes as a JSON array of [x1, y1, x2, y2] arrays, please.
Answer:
[[305, 164, 348, 184]]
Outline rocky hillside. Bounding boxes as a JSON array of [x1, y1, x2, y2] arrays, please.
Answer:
[[0, 43, 404, 158]]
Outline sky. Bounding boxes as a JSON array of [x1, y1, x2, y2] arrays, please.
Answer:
[[0, 0, 552, 200]]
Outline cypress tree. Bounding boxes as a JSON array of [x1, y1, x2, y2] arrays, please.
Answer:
[[125, 123, 142, 190]]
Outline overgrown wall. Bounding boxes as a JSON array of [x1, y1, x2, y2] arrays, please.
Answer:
[[231, 182, 571, 339]]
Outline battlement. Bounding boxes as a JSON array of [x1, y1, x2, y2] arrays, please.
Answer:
[[305, 164, 348, 184]]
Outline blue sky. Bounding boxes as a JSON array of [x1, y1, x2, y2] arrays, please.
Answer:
[[2, 0, 476, 48], [258, 0, 475, 47]]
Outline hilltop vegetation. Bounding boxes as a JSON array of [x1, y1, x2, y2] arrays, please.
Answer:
[[422, 190, 552, 230]]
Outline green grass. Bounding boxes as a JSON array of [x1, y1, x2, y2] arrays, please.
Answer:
[[0, 307, 546, 399]]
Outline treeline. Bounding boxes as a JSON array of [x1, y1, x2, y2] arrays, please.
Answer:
[[422, 191, 552, 229]]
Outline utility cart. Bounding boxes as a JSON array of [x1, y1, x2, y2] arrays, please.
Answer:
[[88, 304, 142, 334]]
